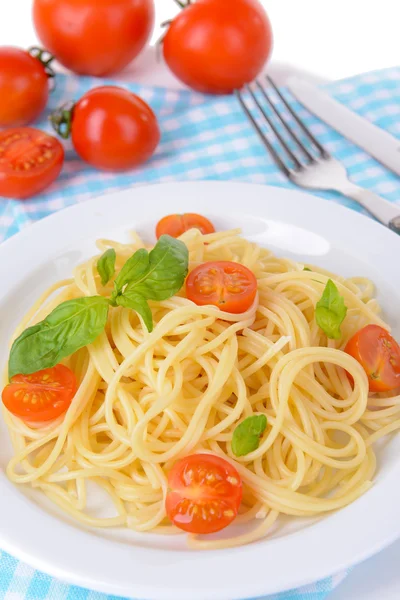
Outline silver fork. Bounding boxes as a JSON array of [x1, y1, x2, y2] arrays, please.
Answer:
[[236, 76, 400, 234]]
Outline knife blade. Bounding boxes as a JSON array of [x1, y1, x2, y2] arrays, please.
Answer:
[[287, 76, 400, 177]]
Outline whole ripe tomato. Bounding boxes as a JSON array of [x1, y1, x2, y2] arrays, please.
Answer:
[[51, 86, 160, 171], [33, 0, 155, 77], [162, 0, 273, 94], [0, 47, 51, 128], [0, 128, 64, 199]]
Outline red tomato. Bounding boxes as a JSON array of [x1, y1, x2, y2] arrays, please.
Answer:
[[165, 454, 242, 534], [0, 47, 50, 128], [2, 365, 77, 423], [186, 261, 257, 313], [156, 213, 215, 239], [345, 325, 400, 392], [163, 0, 273, 94], [0, 128, 64, 199], [33, 0, 155, 77], [51, 87, 160, 171]]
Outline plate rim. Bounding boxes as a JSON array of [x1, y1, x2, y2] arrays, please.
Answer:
[[1, 181, 400, 600]]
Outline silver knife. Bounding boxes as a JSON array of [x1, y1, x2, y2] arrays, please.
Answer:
[[287, 76, 400, 177]]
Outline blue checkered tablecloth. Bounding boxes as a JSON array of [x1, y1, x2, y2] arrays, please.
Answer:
[[0, 67, 400, 599]]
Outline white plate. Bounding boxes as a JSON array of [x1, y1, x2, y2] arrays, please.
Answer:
[[1, 182, 400, 600]]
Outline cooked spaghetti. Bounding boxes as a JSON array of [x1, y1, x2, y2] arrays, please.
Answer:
[[3, 226, 400, 550]]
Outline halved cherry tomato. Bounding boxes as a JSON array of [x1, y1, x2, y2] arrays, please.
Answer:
[[165, 453, 242, 534], [345, 325, 400, 392], [0, 128, 64, 199], [156, 213, 215, 239], [186, 261, 257, 314], [2, 365, 77, 422]]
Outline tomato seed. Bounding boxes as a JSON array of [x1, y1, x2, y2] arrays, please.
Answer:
[[227, 476, 239, 486]]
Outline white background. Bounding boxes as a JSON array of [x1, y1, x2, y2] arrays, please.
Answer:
[[0, 1, 400, 598], [0, 0, 399, 84]]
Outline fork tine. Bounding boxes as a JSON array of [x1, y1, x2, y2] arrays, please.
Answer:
[[256, 81, 315, 163], [235, 89, 291, 178], [266, 76, 329, 158], [246, 85, 303, 170]]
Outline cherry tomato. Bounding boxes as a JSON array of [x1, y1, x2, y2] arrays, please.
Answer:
[[2, 365, 77, 423], [33, 0, 155, 77], [345, 325, 400, 392], [186, 261, 257, 313], [0, 128, 64, 199], [163, 0, 273, 94], [51, 87, 160, 171], [156, 213, 215, 239], [165, 454, 242, 534], [0, 47, 50, 128]]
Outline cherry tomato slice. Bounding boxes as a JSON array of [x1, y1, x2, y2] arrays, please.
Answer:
[[165, 453, 242, 534], [345, 325, 400, 392], [156, 213, 215, 239], [0, 128, 64, 199], [2, 365, 77, 422], [186, 261, 257, 314]]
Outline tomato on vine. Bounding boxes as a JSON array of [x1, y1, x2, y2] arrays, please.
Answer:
[[33, 0, 155, 77], [0, 47, 54, 128], [162, 0, 273, 94], [50, 86, 160, 172]]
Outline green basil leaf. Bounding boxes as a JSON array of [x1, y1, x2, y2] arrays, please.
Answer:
[[111, 236, 188, 330], [116, 292, 153, 333], [315, 279, 347, 340], [97, 248, 116, 286], [113, 248, 149, 295], [232, 414, 267, 457], [132, 235, 189, 301], [303, 267, 312, 271], [8, 296, 109, 378]]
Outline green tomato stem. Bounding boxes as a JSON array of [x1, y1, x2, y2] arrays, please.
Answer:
[[28, 46, 56, 79], [49, 102, 75, 140]]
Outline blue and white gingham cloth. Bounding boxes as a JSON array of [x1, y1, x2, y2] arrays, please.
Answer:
[[0, 67, 400, 600]]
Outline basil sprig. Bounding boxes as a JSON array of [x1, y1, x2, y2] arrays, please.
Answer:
[[8, 235, 188, 377], [97, 248, 116, 286], [315, 279, 347, 340], [232, 414, 267, 457], [110, 235, 188, 331]]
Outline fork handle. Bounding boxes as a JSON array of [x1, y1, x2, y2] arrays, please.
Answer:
[[339, 183, 400, 234]]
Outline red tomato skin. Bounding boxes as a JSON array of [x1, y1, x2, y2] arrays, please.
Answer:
[[0, 128, 64, 199], [33, 0, 155, 77], [163, 0, 273, 94], [70, 86, 160, 171], [0, 47, 49, 128]]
